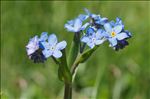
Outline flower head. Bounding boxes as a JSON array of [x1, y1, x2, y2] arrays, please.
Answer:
[[65, 18, 89, 33], [110, 17, 124, 29], [26, 32, 48, 63], [81, 27, 105, 49], [41, 34, 67, 58], [103, 19, 131, 50], [84, 8, 108, 25]]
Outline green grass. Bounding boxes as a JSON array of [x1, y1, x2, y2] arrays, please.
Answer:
[[1, 1, 150, 99]]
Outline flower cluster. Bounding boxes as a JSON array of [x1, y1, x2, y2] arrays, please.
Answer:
[[65, 8, 132, 51], [26, 32, 67, 63], [26, 8, 132, 63]]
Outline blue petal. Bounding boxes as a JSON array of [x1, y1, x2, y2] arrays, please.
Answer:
[[40, 41, 49, 49], [94, 15, 101, 24], [84, 8, 91, 16], [95, 39, 104, 45], [26, 36, 39, 55], [99, 17, 108, 25], [39, 42, 45, 49], [53, 50, 62, 58], [42, 49, 52, 58], [67, 20, 74, 26], [124, 30, 132, 37], [113, 25, 123, 34], [86, 27, 95, 35], [56, 41, 67, 50], [78, 14, 89, 21], [87, 42, 95, 49], [91, 14, 98, 19], [65, 24, 75, 32], [39, 32, 48, 41], [30, 35, 38, 43], [26, 49, 35, 55], [104, 23, 112, 33], [99, 30, 110, 38], [116, 32, 129, 40], [74, 18, 82, 32], [116, 17, 124, 28], [81, 36, 90, 43], [116, 17, 121, 22], [26, 36, 38, 48], [116, 17, 122, 24], [110, 20, 115, 26], [108, 38, 117, 47], [96, 29, 104, 38], [48, 34, 57, 46]]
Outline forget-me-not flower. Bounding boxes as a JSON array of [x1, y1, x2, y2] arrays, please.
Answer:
[[110, 17, 124, 29], [103, 20, 131, 50], [26, 32, 48, 63], [65, 18, 89, 33], [41, 34, 67, 58], [84, 8, 108, 25], [81, 27, 105, 49]]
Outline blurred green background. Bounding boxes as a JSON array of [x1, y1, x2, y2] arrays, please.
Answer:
[[1, 1, 150, 99]]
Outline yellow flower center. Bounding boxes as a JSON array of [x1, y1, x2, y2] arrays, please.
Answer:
[[111, 31, 116, 37]]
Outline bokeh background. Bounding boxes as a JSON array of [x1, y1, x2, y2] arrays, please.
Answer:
[[1, 1, 150, 99]]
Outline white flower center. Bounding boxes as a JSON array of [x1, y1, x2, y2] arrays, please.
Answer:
[[92, 38, 96, 42], [50, 46, 56, 51]]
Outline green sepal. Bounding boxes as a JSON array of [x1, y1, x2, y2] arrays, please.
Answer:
[[78, 45, 99, 63], [71, 46, 99, 75]]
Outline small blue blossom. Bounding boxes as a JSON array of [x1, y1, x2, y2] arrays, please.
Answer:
[[26, 32, 48, 63], [84, 8, 108, 25], [86, 27, 96, 36], [41, 34, 67, 58], [110, 17, 124, 29], [78, 14, 89, 21], [65, 18, 89, 33], [26, 36, 39, 56], [103, 19, 131, 50], [81, 28, 105, 49], [39, 32, 48, 42]]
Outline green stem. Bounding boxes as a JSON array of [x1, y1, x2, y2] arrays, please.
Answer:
[[68, 33, 80, 68], [71, 46, 99, 75], [64, 83, 72, 99]]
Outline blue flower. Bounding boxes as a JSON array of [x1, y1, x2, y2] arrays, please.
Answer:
[[26, 32, 48, 63], [41, 34, 67, 58], [65, 18, 89, 33], [26, 36, 39, 56], [110, 17, 124, 29], [78, 14, 89, 21], [84, 8, 108, 25], [86, 27, 96, 36], [103, 20, 131, 50], [81, 28, 105, 49]]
